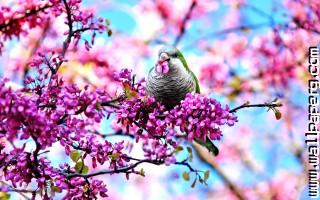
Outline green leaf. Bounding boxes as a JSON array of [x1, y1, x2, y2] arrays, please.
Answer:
[[82, 165, 89, 174], [189, 154, 193, 162], [75, 161, 89, 174], [186, 146, 193, 161], [123, 83, 137, 99], [229, 76, 241, 90], [108, 152, 120, 160], [186, 146, 192, 154], [139, 168, 145, 177], [75, 161, 84, 172], [70, 150, 81, 162], [182, 171, 190, 181], [52, 186, 62, 193], [174, 146, 183, 153], [84, 184, 89, 192], [0, 192, 10, 200], [95, 103, 102, 110], [204, 170, 210, 181]]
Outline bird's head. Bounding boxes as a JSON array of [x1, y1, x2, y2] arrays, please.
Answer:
[[155, 45, 186, 74]]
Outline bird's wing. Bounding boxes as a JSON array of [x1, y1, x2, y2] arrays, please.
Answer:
[[190, 71, 200, 93], [148, 66, 154, 74], [176, 49, 200, 93], [176, 49, 190, 71]]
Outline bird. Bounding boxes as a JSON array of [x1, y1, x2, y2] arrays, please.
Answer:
[[146, 45, 219, 156]]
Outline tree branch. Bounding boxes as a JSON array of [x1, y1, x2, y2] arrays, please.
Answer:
[[100, 101, 120, 108], [173, 0, 197, 46], [60, 0, 73, 59], [229, 102, 282, 113], [66, 157, 196, 179], [66, 159, 160, 178]]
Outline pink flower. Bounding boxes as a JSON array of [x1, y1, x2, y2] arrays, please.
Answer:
[[156, 60, 170, 74]]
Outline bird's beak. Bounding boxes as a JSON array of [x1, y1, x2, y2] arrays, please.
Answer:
[[158, 52, 169, 63]]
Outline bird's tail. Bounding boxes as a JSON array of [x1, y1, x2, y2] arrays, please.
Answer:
[[194, 137, 219, 156]]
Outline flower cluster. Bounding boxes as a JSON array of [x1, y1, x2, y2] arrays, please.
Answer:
[[0, 0, 109, 55], [142, 139, 177, 166], [113, 68, 133, 84], [0, 76, 110, 147], [58, 0, 108, 50], [3, 147, 34, 188], [0, 77, 122, 198], [59, 177, 108, 199], [168, 93, 238, 141], [115, 89, 237, 143], [0, 1, 51, 54], [285, 0, 320, 33]]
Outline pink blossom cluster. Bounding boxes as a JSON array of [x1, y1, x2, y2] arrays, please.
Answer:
[[1, 144, 109, 199], [285, 0, 320, 33], [0, 76, 126, 198], [0, 0, 108, 55], [168, 93, 238, 141], [0, 1, 51, 54], [0, 76, 109, 146]]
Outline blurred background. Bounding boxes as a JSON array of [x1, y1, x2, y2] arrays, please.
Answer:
[[0, 0, 313, 199]]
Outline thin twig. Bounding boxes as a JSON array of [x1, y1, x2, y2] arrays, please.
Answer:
[[193, 143, 246, 200], [100, 101, 120, 108], [183, 23, 275, 49]]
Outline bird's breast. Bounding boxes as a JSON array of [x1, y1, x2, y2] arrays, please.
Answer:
[[146, 69, 196, 108]]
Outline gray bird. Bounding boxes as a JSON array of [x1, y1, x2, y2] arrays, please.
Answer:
[[146, 45, 219, 156], [146, 46, 199, 109]]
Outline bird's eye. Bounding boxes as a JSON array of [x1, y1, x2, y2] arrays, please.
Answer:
[[171, 52, 178, 58]]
